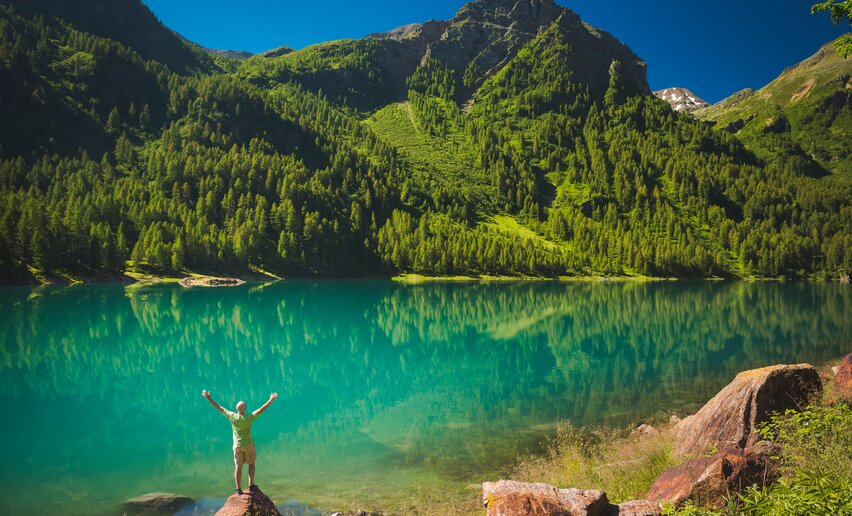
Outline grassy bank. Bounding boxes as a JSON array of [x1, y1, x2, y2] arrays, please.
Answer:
[[479, 358, 852, 515]]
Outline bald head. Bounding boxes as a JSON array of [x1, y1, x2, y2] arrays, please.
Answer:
[[236, 401, 246, 414]]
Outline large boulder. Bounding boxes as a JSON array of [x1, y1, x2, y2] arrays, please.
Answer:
[[482, 480, 610, 516], [835, 353, 852, 389], [674, 364, 821, 457], [215, 487, 281, 516], [648, 444, 779, 507], [123, 492, 193, 513]]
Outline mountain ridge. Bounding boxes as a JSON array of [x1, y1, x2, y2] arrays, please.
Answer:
[[696, 34, 851, 174]]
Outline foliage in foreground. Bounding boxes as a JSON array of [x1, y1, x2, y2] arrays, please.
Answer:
[[511, 421, 678, 504], [666, 401, 852, 515]]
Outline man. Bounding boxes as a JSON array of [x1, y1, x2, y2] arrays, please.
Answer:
[[202, 389, 278, 495]]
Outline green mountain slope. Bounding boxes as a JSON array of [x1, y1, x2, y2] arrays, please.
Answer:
[[696, 35, 852, 175], [3, 0, 217, 74], [0, 0, 849, 283]]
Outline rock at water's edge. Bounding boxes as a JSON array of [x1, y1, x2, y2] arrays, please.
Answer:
[[215, 487, 281, 516], [482, 480, 609, 516], [674, 364, 821, 457], [616, 499, 663, 515], [835, 353, 852, 389], [124, 492, 193, 513]]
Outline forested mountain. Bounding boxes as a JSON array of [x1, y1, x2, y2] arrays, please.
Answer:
[[0, 0, 849, 283]]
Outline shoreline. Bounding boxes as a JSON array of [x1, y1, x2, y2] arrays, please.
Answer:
[[1, 269, 845, 287]]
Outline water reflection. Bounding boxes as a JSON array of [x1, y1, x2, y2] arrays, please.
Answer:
[[0, 281, 848, 514]]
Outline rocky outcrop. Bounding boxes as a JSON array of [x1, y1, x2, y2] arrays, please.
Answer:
[[425, 0, 648, 99], [215, 487, 281, 516], [482, 480, 610, 515], [648, 443, 779, 507], [673, 364, 821, 457], [722, 114, 756, 133], [123, 492, 193, 513], [178, 276, 246, 288], [762, 115, 790, 134], [836, 353, 852, 389]]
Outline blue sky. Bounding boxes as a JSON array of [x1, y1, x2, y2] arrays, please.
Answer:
[[143, 0, 849, 103]]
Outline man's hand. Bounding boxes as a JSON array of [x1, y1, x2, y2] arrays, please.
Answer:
[[253, 392, 278, 417], [202, 390, 225, 413]]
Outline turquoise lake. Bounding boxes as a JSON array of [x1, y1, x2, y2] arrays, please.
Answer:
[[0, 281, 849, 515]]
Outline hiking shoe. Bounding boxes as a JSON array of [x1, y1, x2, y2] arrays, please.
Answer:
[[236, 488, 243, 495], [249, 484, 258, 493]]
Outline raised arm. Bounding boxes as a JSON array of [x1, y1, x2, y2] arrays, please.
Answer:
[[202, 389, 226, 414], [252, 392, 278, 417]]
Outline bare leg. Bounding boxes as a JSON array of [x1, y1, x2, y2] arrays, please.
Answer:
[[248, 463, 256, 487], [234, 464, 243, 490]]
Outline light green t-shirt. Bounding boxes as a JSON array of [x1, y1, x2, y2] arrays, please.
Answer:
[[222, 409, 258, 448]]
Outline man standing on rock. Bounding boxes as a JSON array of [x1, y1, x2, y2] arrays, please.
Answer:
[[202, 390, 278, 495]]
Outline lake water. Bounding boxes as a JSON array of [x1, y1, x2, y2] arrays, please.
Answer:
[[0, 281, 848, 515]]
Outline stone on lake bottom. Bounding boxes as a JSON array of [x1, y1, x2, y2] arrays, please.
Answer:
[[124, 492, 193, 513]]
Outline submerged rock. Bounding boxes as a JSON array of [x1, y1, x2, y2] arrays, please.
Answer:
[[835, 353, 852, 389], [674, 364, 821, 457], [123, 492, 193, 513], [482, 480, 609, 515], [215, 487, 281, 516]]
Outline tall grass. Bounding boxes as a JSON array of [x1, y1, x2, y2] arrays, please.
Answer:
[[510, 420, 679, 503]]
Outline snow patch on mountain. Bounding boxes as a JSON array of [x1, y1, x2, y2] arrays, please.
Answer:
[[653, 87, 709, 113]]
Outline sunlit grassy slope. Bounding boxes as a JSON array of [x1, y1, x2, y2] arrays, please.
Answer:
[[696, 35, 852, 175], [366, 101, 498, 210]]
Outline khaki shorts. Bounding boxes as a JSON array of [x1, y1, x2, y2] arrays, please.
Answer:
[[233, 443, 256, 466]]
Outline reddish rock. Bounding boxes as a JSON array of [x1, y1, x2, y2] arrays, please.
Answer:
[[648, 446, 778, 507], [123, 492, 193, 513], [674, 364, 821, 457], [482, 480, 610, 516], [835, 353, 852, 389], [215, 488, 281, 516], [616, 500, 662, 515]]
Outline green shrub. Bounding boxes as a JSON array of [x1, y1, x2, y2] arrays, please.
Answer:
[[737, 468, 852, 515]]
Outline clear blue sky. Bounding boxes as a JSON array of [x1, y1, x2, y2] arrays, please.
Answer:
[[142, 0, 849, 103]]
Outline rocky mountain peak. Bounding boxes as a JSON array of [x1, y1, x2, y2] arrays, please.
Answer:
[[425, 0, 649, 99], [653, 87, 709, 113]]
